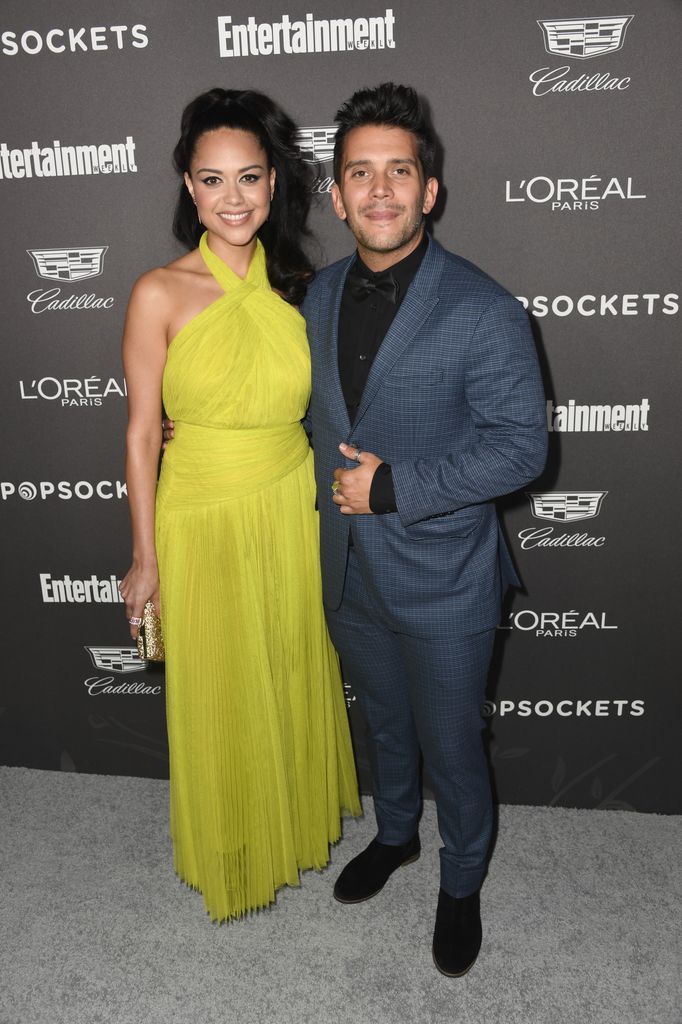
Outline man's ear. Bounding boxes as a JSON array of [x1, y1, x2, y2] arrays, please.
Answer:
[[331, 183, 347, 222], [422, 177, 438, 216]]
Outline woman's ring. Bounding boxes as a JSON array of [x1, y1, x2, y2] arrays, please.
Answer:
[[331, 481, 341, 494], [353, 449, 362, 462], [128, 616, 142, 626]]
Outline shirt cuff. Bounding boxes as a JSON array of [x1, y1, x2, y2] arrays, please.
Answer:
[[369, 463, 397, 514]]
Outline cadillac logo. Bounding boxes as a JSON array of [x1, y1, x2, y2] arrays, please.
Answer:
[[27, 246, 108, 282], [537, 16, 634, 60], [85, 646, 144, 674], [294, 126, 337, 164], [526, 492, 608, 522]]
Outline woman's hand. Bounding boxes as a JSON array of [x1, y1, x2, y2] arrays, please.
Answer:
[[162, 418, 175, 449], [119, 564, 160, 640]]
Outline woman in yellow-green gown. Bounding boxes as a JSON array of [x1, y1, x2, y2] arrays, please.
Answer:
[[119, 88, 360, 922]]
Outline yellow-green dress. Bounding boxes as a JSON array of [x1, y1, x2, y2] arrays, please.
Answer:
[[155, 233, 360, 921]]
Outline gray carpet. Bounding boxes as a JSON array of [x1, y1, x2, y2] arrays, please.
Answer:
[[0, 767, 679, 1024]]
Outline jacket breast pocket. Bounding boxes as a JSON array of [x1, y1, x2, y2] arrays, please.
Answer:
[[402, 508, 483, 542], [383, 370, 444, 389]]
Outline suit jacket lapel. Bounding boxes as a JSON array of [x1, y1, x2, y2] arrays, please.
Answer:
[[318, 255, 355, 433], [352, 237, 442, 429]]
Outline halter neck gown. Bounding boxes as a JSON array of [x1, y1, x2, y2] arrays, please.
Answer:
[[155, 233, 360, 921]]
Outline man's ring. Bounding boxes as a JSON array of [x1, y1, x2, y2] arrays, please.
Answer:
[[352, 449, 362, 462], [331, 481, 341, 494], [128, 616, 142, 626]]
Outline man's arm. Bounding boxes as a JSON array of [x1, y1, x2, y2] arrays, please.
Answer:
[[391, 294, 547, 527]]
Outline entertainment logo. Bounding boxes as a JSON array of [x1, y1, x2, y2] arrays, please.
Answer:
[[529, 15, 634, 97], [517, 491, 607, 549], [294, 125, 338, 194], [1, 137, 137, 180], [41, 574, 123, 604], [545, 399, 649, 433], [217, 9, 395, 57], [84, 646, 162, 696], [25, 245, 115, 315]]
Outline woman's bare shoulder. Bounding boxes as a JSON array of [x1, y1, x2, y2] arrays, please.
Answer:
[[130, 249, 207, 304], [162, 247, 205, 273]]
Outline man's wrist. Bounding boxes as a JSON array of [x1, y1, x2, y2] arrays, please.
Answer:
[[369, 463, 397, 514]]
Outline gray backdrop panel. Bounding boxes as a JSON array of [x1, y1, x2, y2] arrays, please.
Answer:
[[1, 0, 678, 811]]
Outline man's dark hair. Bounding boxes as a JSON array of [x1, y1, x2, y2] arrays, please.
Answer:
[[332, 82, 436, 184]]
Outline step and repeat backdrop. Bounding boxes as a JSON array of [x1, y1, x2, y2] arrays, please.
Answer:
[[1, 1, 679, 812]]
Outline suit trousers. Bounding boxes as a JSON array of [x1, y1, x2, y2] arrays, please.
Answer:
[[325, 547, 494, 898]]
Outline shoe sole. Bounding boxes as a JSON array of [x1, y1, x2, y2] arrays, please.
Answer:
[[333, 851, 420, 904], [431, 947, 477, 978]]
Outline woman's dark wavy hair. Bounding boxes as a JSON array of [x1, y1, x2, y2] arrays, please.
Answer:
[[332, 83, 435, 184], [173, 88, 314, 305]]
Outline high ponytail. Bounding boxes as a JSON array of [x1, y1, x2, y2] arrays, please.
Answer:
[[172, 88, 315, 305]]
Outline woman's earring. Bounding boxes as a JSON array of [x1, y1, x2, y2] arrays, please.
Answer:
[[191, 195, 202, 225]]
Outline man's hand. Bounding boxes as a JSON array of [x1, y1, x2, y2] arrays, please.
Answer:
[[332, 443, 383, 515], [162, 418, 175, 450]]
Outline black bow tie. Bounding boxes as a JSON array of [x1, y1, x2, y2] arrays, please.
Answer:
[[347, 266, 399, 304]]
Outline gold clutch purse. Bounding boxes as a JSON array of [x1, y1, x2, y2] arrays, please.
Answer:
[[136, 600, 165, 662]]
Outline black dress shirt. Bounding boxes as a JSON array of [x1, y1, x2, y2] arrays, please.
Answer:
[[338, 233, 428, 513]]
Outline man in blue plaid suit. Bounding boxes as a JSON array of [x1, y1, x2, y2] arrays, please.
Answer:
[[302, 84, 547, 977]]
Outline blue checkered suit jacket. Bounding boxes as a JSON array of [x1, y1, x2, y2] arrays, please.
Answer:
[[302, 236, 547, 639]]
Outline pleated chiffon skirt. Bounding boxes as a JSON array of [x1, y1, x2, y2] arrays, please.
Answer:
[[156, 440, 360, 921]]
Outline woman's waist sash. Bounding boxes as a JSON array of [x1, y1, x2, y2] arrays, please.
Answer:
[[157, 421, 310, 509]]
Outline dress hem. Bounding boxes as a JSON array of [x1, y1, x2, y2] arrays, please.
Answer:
[[172, 806, 364, 924]]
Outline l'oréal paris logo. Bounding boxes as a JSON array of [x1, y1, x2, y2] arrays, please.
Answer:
[[19, 375, 127, 407], [529, 15, 633, 96], [500, 609, 618, 638], [505, 175, 645, 213]]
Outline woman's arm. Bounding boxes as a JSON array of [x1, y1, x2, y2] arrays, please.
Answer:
[[118, 271, 171, 640]]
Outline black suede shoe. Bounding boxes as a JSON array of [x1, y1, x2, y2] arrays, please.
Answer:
[[333, 835, 421, 904], [432, 887, 482, 977]]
